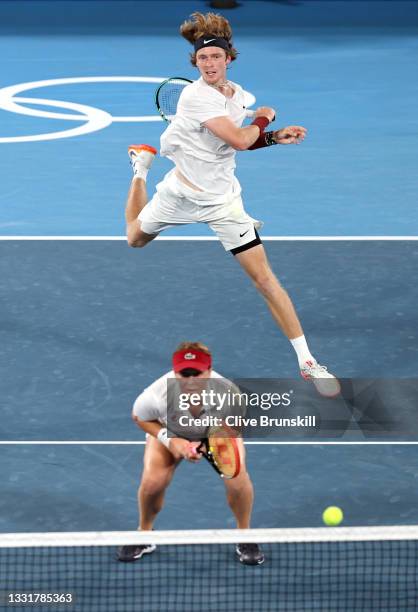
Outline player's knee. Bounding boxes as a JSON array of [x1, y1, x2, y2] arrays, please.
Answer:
[[252, 270, 279, 297], [225, 471, 252, 500], [140, 476, 169, 499], [140, 489, 164, 516], [127, 235, 147, 248], [232, 468, 251, 487], [126, 221, 149, 248]]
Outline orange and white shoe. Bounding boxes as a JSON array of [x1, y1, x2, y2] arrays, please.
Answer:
[[300, 359, 341, 398], [128, 144, 157, 180]]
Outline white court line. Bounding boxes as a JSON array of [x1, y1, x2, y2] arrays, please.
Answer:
[[0, 236, 417, 241], [0, 441, 417, 446]]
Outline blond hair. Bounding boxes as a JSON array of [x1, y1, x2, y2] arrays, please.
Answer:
[[180, 12, 238, 66], [174, 341, 211, 356]]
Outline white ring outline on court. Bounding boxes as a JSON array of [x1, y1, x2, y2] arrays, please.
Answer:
[[0, 76, 256, 143]]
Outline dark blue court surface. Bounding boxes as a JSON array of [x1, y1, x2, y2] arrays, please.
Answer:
[[1, 444, 418, 532], [1, 239, 418, 532], [1, 240, 417, 441]]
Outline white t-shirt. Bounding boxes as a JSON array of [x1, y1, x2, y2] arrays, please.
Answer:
[[133, 370, 241, 438], [160, 77, 247, 197]]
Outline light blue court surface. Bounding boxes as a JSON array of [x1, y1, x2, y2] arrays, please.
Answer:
[[0, 1, 417, 235]]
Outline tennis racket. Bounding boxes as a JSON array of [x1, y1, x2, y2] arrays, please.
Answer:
[[196, 423, 241, 479], [155, 76, 256, 123]]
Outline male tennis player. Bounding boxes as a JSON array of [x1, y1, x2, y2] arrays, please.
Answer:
[[124, 12, 339, 398], [117, 342, 264, 566]]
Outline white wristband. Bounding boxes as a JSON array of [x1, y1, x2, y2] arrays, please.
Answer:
[[157, 428, 171, 449]]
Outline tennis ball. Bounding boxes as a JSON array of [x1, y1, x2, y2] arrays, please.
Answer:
[[322, 506, 343, 526]]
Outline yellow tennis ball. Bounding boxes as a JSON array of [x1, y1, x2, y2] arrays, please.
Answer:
[[322, 506, 343, 526]]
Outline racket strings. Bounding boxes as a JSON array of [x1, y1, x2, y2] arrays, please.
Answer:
[[210, 436, 239, 478], [157, 79, 191, 121]]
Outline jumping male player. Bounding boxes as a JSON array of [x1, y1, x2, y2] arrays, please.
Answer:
[[124, 12, 339, 398], [117, 342, 264, 565]]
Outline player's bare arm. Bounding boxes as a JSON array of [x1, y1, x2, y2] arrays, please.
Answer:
[[132, 415, 200, 461], [204, 105, 276, 150]]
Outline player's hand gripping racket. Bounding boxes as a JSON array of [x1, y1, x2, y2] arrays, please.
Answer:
[[155, 77, 256, 123], [195, 423, 241, 479]]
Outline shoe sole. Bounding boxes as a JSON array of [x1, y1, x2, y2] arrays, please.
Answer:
[[301, 373, 341, 399], [236, 555, 265, 565], [128, 144, 157, 156]]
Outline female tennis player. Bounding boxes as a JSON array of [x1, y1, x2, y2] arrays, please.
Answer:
[[124, 12, 339, 398], [117, 342, 264, 566]]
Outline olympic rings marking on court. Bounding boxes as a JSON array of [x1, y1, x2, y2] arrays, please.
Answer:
[[0, 76, 257, 144]]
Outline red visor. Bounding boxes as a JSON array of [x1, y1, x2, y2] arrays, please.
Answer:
[[172, 349, 212, 373]]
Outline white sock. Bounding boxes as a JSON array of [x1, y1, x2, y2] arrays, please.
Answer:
[[133, 163, 149, 181], [131, 148, 155, 181], [290, 335, 315, 367]]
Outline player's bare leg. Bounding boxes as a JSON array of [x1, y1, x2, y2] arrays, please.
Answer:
[[235, 244, 303, 339], [223, 440, 253, 528], [117, 436, 179, 562], [224, 470, 254, 529], [224, 440, 264, 565], [138, 435, 179, 531], [235, 244, 340, 397], [125, 179, 156, 247], [125, 145, 158, 248]]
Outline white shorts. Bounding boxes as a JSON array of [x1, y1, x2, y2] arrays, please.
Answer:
[[138, 169, 263, 252]]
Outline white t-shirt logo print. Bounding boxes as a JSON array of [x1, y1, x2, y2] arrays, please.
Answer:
[[204, 39, 216, 45]]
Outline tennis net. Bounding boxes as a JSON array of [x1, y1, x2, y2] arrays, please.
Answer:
[[1, 526, 418, 611]]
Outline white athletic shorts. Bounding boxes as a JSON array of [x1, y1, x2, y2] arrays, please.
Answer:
[[138, 169, 263, 252]]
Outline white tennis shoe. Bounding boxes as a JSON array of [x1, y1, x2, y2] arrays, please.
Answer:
[[128, 144, 157, 180], [300, 360, 341, 398]]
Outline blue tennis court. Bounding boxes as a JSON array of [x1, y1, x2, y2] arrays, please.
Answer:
[[1, 238, 418, 534], [1, 0, 418, 552], [1, 1, 417, 235]]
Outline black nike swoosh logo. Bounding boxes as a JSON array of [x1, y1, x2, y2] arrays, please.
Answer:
[[240, 230, 250, 238]]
